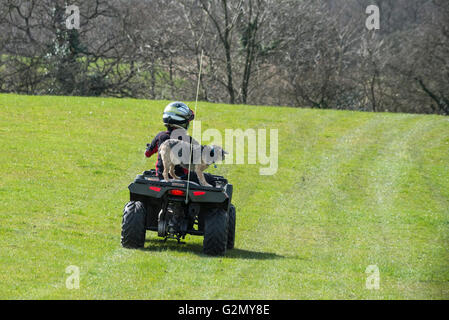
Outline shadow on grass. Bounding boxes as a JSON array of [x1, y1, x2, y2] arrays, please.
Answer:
[[142, 238, 283, 260]]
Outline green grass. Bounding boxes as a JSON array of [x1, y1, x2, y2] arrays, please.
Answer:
[[0, 93, 448, 299]]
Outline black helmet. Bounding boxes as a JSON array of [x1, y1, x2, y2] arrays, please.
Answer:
[[162, 101, 194, 129]]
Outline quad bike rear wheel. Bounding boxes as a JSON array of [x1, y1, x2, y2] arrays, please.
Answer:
[[227, 204, 236, 249], [121, 201, 146, 248], [203, 208, 228, 256]]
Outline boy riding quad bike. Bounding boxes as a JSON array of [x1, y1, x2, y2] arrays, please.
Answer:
[[121, 102, 236, 256]]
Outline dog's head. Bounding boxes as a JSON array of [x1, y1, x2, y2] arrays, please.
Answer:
[[205, 145, 228, 164]]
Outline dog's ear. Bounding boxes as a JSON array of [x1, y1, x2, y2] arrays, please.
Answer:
[[221, 149, 228, 158]]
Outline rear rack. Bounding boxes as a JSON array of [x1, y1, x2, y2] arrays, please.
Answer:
[[135, 170, 228, 191]]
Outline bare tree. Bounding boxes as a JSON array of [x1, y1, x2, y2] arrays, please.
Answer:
[[412, 0, 449, 114], [0, 0, 447, 114], [198, 0, 244, 104]]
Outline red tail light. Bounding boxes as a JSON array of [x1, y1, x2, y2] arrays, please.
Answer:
[[169, 189, 185, 196], [149, 186, 161, 192], [193, 191, 206, 196]]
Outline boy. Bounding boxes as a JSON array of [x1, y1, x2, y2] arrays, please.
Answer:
[[145, 101, 215, 185]]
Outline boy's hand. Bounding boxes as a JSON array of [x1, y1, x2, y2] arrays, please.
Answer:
[[145, 143, 155, 158]]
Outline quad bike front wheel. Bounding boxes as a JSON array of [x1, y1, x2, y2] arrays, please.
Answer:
[[121, 201, 146, 248]]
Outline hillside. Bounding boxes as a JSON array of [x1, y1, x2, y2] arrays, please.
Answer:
[[0, 94, 448, 299]]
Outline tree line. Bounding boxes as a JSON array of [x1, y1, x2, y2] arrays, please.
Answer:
[[0, 0, 448, 115]]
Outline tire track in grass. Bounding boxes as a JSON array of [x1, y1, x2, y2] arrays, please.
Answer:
[[238, 114, 421, 298], [323, 116, 431, 299], [317, 116, 439, 299], [405, 119, 449, 295], [264, 115, 441, 298], [318, 116, 432, 299], [270, 114, 395, 299], [359, 118, 449, 299], [210, 111, 376, 299]]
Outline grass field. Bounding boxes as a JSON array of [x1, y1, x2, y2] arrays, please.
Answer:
[[0, 93, 448, 299]]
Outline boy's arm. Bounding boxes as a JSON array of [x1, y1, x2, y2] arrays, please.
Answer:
[[145, 136, 159, 158], [145, 132, 171, 158]]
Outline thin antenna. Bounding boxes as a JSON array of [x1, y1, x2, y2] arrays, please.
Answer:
[[185, 49, 204, 204]]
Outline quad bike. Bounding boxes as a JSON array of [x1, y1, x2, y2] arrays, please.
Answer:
[[121, 169, 236, 256]]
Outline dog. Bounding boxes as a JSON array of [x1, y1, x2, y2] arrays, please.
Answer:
[[159, 139, 227, 187]]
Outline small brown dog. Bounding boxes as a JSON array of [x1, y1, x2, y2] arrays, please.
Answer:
[[159, 139, 227, 187]]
